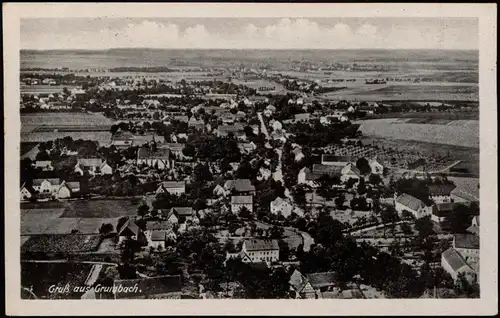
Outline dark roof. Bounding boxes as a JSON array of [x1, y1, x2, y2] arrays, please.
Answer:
[[151, 231, 167, 241], [244, 239, 279, 251], [454, 234, 479, 249], [306, 272, 337, 289], [322, 155, 355, 163], [66, 181, 81, 191], [146, 220, 173, 231], [137, 147, 171, 159], [225, 179, 256, 193], [428, 183, 456, 196], [442, 248, 470, 272], [312, 164, 343, 175], [160, 181, 185, 189], [33, 178, 61, 186], [396, 193, 426, 211], [113, 275, 182, 299], [78, 158, 103, 167]]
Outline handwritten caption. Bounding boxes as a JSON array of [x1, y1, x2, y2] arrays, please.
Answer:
[[48, 283, 141, 294]]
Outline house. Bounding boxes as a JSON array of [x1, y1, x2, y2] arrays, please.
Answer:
[[297, 166, 342, 188], [216, 124, 245, 139], [117, 219, 140, 244], [159, 143, 185, 158], [225, 250, 252, 265], [238, 142, 257, 154], [272, 120, 282, 131], [113, 275, 183, 299], [55, 181, 80, 199], [431, 203, 456, 223], [34, 160, 54, 171], [322, 155, 355, 166], [231, 195, 253, 214], [224, 179, 256, 195], [427, 183, 457, 203], [156, 181, 186, 195], [32, 178, 61, 195], [241, 239, 279, 264], [306, 272, 338, 294], [188, 117, 205, 130], [213, 184, 227, 197], [453, 234, 479, 265], [368, 158, 384, 175], [145, 220, 176, 249], [170, 207, 195, 223], [341, 164, 362, 183], [441, 248, 477, 283], [467, 216, 479, 236], [270, 197, 294, 218], [395, 193, 434, 219], [137, 147, 173, 170], [289, 269, 316, 299], [20, 183, 35, 201]]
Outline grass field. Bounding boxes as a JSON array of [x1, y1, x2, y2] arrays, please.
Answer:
[[21, 131, 112, 145], [357, 118, 479, 149], [61, 199, 139, 218]]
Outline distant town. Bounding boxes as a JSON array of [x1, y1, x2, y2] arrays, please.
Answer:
[[20, 49, 479, 300]]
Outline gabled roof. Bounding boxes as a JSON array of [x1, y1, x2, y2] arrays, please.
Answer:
[[146, 220, 173, 231], [66, 181, 81, 190], [34, 160, 52, 167], [306, 272, 337, 289], [454, 234, 479, 249], [113, 275, 182, 299], [159, 143, 185, 152], [428, 183, 457, 196], [117, 219, 139, 237], [160, 181, 185, 189], [442, 248, 472, 272], [289, 269, 307, 292], [395, 193, 426, 211], [271, 197, 292, 208], [224, 179, 255, 192], [171, 207, 193, 216], [244, 239, 279, 251], [78, 158, 103, 167], [312, 164, 343, 175], [231, 195, 253, 205], [322, 155, 355, 163], [343, 163, 361, 176]]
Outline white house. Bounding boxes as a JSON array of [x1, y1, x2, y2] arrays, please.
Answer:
[[32, 178, 61, 195], [292, 147, 305, 162], [20, 183, 35, 201], [231, 195, 253, 214], [340, 164, 362, 183], [117, 219, 140, 244], [34, 160, 54, 171], [427, 183, 457, 204], [270, 197, 294, 218], [242, 239, 279, 264], [74, 158, 113, 176], [394, 193, 434, 219], [213, 184, 227, 197], [368, 158, 384, 175], [145, 220, 176, 249], [156, 181, 186, 196], [55, 181, 80, 199]]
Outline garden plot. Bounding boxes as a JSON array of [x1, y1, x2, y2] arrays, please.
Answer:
[[21, 208, 66, 235]]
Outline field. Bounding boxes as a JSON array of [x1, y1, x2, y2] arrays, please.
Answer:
[[367, 111, 479, 122], [21, 234, 102, 253], [21, 262, 93, 299], [20, 85, 80, 95], [231, 79, 288, 94], [21, 199, 140, 236], [357, 118, 479, 149]]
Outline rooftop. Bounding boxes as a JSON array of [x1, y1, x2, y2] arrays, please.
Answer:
[[224, 179, 256, 193], [231, 195, 253, 205], [454, 234, 479, 249], [160, 181, 185, 189], [442, 248, 472, 272], [396, 193, 427, 211], [137, 147, 171, 160], [306, 272, 337, 288], [244, 239, 279, 252]]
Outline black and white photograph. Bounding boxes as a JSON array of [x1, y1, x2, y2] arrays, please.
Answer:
[[4, 3, 497, 316]]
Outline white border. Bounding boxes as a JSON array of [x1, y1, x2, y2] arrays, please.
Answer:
[[4, 3, 498, 316]]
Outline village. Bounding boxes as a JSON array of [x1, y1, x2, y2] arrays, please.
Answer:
[[20, 62, 480, 300]]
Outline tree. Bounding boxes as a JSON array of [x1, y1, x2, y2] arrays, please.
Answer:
[[357, 177, 367, 195], [335, 194, 346, 209], [415, 216, 435, 238], [99, 223, 114, 235], [446, 204, 474, 234], [400, 222, 413, 235], [278, 239, 290, 261], [356, 157, 371, 175], [401, 210, 415, 220], [182, 144, 196, 157], [110, 124, 119, 135], [239, 206, 253, 220], [368, 173, 383, 185], [150, 209, 159, 218], [269, 225, 284, 239]]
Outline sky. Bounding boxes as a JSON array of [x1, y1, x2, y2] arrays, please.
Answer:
[[21, 17, 479, 50]]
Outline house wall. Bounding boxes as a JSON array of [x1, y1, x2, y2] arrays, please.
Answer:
[[20, 188, 32, 200], [370, 163, 383, 174], [455, 247, 479, 264], [137, 158, 171, 169], [271, 202, 293, 218], [431, 195, 452, 204], [341, 172, 360, 183], [56, 186, 71, 199], [101, 165, 113, 175], [150, 240, 166, 250], [431, 214, 447, 223], [243, 248, 279, 263], [395, 202, 418, 218]]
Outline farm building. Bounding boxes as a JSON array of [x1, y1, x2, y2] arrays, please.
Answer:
[[117, 219, 141, 244], [55, 181, 81, 199], [156, 181, 186, 196], [322, 155, 355, 166], [427, 183, 457, 204], [34, 160, 54, 171], [305, 272, 338, 294], [32, 178, 62, 195], [340, 164, 362, 183], [170, 207, 195, 223], [394, 193, 434, 219], [224, 179, 256, 195], [74, 158, 112, 176], [137, 147, 173, 170], [289, 269, 316, 299], [158, 143, 185, 157], [453, 234, 479, 265], [216, 124, 245, 139]]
